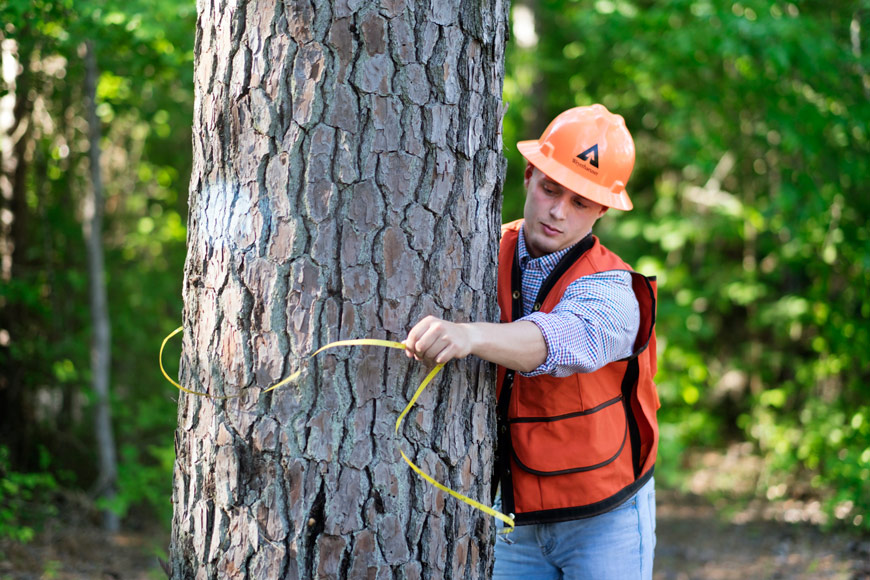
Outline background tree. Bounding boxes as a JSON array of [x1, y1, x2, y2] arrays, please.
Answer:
[[82, 37, 120, 533], [169, 0, 507, 577], [0, 0, 195, 538]]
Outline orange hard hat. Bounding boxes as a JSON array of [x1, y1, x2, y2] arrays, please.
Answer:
[[517, 104, 636, 210]]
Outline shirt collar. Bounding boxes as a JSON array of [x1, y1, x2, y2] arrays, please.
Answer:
[[517, 225, 592, 272]]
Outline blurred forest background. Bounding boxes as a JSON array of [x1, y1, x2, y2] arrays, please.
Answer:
[[1, 0, 869, 567]]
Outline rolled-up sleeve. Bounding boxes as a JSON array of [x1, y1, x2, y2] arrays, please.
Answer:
[[520, 270, 640, 378]]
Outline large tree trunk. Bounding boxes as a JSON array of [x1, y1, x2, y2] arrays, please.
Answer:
[[170, 1, 507, 578]]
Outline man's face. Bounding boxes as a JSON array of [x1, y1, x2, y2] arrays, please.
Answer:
[[522, 164, 608, 258]]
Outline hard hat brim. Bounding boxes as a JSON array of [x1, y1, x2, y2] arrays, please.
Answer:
[[517, 139, 634, 211]]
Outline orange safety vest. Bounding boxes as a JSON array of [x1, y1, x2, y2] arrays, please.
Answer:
[[495, 219, 660, 525]]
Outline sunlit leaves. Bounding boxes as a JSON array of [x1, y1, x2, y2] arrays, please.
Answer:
[[1, 0, 194, 528]]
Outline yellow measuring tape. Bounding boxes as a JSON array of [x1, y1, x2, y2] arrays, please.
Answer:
[[160, 327, 515, 533]]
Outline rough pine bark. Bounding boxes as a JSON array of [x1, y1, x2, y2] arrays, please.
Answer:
[[170, 0, 508, 578]]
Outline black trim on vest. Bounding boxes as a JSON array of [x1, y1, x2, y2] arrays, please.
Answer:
[[535, 234, 596, 307], [612, 272, 654, 479], [494, 369, 516, 511], [512, 466, 655, 526], [616, 272, 657, 360], [620, 358, 643, 479]]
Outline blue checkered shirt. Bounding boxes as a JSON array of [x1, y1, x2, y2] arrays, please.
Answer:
[[516, 227, 640, 378]]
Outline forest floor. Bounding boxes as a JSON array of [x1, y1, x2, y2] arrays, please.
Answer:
[[654, 488, 869, 580], [1, 445, 868, 579]]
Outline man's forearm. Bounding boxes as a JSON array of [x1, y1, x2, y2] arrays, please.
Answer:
[[465, 321, 547, 373], [404, 315, 547, 373]]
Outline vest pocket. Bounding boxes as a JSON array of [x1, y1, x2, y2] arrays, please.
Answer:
[[509, 394, 628, 475]]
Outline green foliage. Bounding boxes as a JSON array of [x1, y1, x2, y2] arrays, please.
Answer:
[[0, 446, 59, 543], [1, 0, 193, 527], [503, 0, 870, 530]]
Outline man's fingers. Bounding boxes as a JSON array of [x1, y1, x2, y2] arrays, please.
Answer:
[[411, 321, 441, 355], [434, 344, 455, 364], [404, 316, 467, 364]]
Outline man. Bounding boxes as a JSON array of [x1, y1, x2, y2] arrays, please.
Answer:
[[404, 104, 659, 579]]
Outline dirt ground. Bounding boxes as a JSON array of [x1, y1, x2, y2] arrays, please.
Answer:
[[2, 461, 869, 579], [654, 488, 870, 580], [2, 495, 868, 580], [0, 519, 165, 580]]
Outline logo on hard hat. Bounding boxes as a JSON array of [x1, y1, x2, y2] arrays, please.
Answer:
[[577, 144, 599, 168]]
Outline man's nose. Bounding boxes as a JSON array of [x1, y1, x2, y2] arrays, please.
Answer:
[[549, 195, 567, 219]]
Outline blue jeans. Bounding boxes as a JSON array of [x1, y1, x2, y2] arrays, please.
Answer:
[[493, 477, 656, 580]]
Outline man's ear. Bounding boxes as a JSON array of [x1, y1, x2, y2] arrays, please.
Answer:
[[523, 162, 535, 188], [597, 207, 609, 218]]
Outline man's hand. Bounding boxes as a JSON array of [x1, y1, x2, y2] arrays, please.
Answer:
[[403, 315, 473, 365], [404, 316, 547, 372]]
